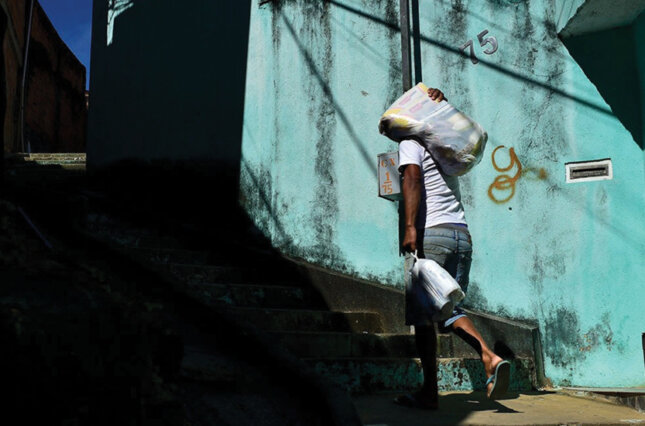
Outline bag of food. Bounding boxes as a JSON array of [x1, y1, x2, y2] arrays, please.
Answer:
[[409, 252, 465, 322], [378, 82, 487, 176]]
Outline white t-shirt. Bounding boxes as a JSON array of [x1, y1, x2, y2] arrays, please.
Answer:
[[398, 139, 467, 229]]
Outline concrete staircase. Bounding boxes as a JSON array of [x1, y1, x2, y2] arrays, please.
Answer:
[[5, 153, 86, 183], [6, 153, 86, 168], [9, 152, 85, 162], [85, 213, 538, 395]]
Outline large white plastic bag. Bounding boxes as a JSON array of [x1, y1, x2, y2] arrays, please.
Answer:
[[409, 252, 465, 322], [378, 82, 488, 176]]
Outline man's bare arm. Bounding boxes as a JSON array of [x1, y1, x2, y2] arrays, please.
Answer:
[[402, 164, 422, 253]]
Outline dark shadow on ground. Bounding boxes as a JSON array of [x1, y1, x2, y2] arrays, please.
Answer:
[[2, 160, 357, 425], [2, 159, 549, 425]]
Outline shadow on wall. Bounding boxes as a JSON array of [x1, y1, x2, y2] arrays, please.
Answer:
[[563, 25, 644, 149], [328, 1, 621, 122], [89, 0, 252, 170]]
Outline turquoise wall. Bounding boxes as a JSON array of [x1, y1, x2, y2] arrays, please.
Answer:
[[86, 0, 645, 388], [636, 12, 645, 146], [240, 0, 404, 286], [416, 0, 645, 388], [241, 0, 645, 387]]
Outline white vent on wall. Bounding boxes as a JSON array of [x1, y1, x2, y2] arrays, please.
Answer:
[[565, 159, 613, 183]]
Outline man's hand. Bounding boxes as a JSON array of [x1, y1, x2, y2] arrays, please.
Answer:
[[402, 225, 417, 253], [427, 87, 447, 102]]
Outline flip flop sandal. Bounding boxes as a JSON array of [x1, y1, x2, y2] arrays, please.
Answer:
[[393, 393, 438, 410], [486, 360, 511, 400]]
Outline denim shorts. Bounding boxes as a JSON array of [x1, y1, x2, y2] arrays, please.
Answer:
[[404, 224, 473, 330]]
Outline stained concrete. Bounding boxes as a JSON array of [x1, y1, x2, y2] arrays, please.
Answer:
[[355, 391, 645, 425]]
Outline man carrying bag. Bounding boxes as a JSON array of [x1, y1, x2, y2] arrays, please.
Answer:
[[394, 87, 510, 409]]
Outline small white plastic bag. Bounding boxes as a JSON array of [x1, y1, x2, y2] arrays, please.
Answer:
[[409, 252, 465, 322]]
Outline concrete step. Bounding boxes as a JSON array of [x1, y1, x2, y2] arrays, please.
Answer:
[[119, 235, 187, 249], [180, 347, 241, 385], [6, 167, 85, 179], [7, 163, 86, 170], [223, 307, 385, 333], [187, 282, 322, 309], [165, 263, 294, 285], [270, 331, 416, 358], [305, 357, 536, 394], [436, 332, 481, 358], [6, 153, 86, 165], [21, 153, 85, 161], [125, 247, 233, 266], [268, 331, 481, 358], [127, 247, 299, 277], [85, 221, 186, 249], [14, 161, 86, 167]]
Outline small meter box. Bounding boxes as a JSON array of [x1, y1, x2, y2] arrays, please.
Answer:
[[378, 151, 402, 201]]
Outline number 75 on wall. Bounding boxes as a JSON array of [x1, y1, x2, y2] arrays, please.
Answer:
[[459, 30, 498, 65]]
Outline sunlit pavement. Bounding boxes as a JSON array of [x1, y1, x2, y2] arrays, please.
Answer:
[[354, 391, 645, 425]]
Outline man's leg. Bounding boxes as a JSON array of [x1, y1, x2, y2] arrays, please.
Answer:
[[398, 251, 440, 409], [415, 325, 438, 407], [451, 316, 503, 396]]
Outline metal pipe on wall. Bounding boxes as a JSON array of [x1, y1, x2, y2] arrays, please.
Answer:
[[399, 0, 412, 91], [19, 0, 35, 153], [411, 0, 422, 84], [398, 0, 413, 254]]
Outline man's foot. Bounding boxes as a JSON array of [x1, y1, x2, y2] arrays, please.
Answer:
[[483, 353, 503, 395], [485, 360, 511, 400], [393, 391, 438, 410]]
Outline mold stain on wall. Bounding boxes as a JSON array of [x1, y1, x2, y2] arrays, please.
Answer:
[[380, 0, 403, 108], [544, 308, 618, 380], [307, 2, 342, 263], [270, 2, 281, 237]]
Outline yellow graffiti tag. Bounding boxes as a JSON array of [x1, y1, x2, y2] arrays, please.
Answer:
[[488, 145, 522, 204]]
